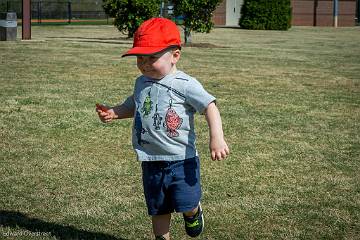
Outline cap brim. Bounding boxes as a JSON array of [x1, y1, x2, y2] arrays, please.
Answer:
[[122, 45, 181, 57]]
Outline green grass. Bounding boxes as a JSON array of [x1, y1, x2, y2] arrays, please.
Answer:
[[1, 25, 360, 239]]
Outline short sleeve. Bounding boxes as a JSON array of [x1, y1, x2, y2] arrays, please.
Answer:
[[122, 95, 135, 111], [185, 78, 216, 114]]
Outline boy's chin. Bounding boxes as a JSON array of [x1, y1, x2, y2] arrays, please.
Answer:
[[143, 72, 166, 80], [142, 69, 176, 80]]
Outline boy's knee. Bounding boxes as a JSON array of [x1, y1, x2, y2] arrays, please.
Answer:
[[183, 205, 199, 217]]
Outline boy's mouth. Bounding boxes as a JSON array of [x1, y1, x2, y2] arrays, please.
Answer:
[[142, 67, 155, 73]]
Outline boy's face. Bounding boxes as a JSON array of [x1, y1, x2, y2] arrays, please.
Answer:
[[137, 49, 180, 79]]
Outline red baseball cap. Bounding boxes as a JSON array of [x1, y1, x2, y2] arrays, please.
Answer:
[[122, 18, 181, 57]]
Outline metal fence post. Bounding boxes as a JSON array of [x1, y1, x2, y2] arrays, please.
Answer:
[[68, 0, 72, 24], [355, 0, 360, 25], [37, 0, 42, 24], [333, 0, 339, 27], [160, 0, 164, 17], [313, 0, 318, 26]]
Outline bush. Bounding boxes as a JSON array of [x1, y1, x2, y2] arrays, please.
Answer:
[[239, 0, 292, 30], [102, 0, 160, 38]]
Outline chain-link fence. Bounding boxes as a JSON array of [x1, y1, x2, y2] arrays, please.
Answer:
[[0, 0, 110, 24]]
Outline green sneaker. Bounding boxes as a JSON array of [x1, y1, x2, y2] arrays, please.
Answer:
[[183, 203, 204, 238]]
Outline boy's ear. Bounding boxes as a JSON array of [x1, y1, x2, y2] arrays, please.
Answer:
[[172, 49, 181, 64]]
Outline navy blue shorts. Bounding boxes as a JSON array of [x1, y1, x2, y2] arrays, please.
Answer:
[[141, 156, 202, 216]]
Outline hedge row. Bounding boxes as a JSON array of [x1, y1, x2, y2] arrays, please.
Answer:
[[239, 0, 292, 30]]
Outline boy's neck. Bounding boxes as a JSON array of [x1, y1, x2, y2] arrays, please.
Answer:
[[169, 65, 178, 75]]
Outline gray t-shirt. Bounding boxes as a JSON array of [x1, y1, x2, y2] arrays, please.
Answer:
[[123, 70, 216, 161]]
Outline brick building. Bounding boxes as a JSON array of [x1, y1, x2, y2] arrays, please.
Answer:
[[292, 0, 358, 26], [212, 0, 359, 27]]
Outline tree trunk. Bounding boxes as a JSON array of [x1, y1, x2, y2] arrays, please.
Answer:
[[184, 27, 192, 44]]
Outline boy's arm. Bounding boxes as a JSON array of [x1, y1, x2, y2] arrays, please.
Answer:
[[112, 104, 135, 119], [205, 102, 230, 161], [97, 96, 135, 123]]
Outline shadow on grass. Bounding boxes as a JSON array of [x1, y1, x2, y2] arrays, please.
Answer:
[[181, 42, 228, 48], [0, 210, 127, 240], [46, 36, 131, 41], [45, 36, 133, 45]]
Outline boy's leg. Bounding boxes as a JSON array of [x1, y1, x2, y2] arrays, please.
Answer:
[[152, 213, 171, 240], [168, 157, 203, 237], [182, 203, 204, 238], [142, 162, 173, 239]]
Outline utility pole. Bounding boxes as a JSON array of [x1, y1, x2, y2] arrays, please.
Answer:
[[22, 0, 31, 39], [333, 0, 339, 27]]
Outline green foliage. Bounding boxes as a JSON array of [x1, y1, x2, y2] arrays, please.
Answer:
[[101, 0, 221, 42], [173, 0, 221, 34], [239, 0, 292, 30], [102, 0, 160, 38]]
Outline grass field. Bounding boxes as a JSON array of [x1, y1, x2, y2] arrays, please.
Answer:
[[0, 25, 359, 239]]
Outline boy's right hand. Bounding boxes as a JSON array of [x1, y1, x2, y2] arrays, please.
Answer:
[[96, 104, 117, 123]]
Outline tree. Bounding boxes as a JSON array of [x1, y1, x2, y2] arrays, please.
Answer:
[[172, 0, 221, 44], [239, 0, 292, 30], [102, 0, 160, 38]]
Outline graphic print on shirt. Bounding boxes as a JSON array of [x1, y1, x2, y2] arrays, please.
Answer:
[[141, 91, 153, 117], [163, 99, 183, 137], [135, 110, 149, 145], [152, 104, 163, 130]]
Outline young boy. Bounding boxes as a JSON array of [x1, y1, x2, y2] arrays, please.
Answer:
[[96, 18, 229, 239]]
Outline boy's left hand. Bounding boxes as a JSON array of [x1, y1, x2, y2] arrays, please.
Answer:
[[209, 137, 230, 161]]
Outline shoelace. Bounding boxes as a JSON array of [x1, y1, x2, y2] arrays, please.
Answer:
[[186, 220, 200, 228]]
